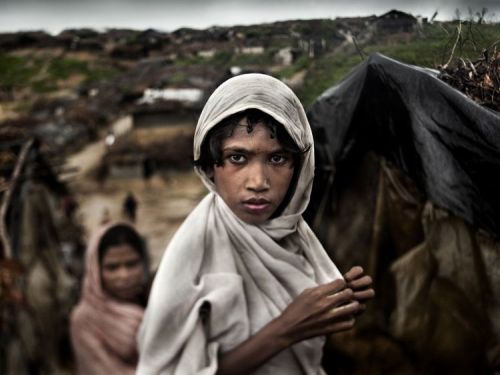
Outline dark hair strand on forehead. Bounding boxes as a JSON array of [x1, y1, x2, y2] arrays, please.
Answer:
[[194, 108, 308, 172]]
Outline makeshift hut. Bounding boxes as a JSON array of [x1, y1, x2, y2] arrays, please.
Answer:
[[376, 10, 418, 34], [305, 53, 500, 374]]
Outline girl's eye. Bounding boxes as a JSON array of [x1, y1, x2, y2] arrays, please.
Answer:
[[126, 259, 141, 269], [103, 264, 119, 272], [228, 154, 246, 164], [269, 154, 288, 165]]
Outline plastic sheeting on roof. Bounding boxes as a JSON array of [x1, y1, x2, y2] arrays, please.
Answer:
[[307, 53, 500, 238]]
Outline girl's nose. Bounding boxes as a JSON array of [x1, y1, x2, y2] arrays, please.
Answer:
[[116, 266, 131, 280], [246, 162, 270, 192]]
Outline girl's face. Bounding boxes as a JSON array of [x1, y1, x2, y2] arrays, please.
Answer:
[[101, 244, 146, 303], [212, 120, 295, 224]]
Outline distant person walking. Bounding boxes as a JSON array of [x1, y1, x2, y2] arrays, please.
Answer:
[[142, 158, 155, 182], [100, 208, 111, 226], [62, 194, 78, 220], [123, 192, 138, 222]]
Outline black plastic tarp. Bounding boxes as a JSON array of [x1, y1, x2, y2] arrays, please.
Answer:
[[306, 53, 500, 238]]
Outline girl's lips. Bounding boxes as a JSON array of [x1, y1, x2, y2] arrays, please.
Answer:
[[243, 201, 271, 214]]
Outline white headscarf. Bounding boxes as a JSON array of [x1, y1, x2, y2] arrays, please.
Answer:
[[137, 74, 342, 374]]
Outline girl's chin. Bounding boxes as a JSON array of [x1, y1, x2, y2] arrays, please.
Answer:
[[237, 211, 272, 224], [111, 288, 143, 302]]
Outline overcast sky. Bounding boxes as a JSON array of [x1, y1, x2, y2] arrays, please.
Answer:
[[0, 0, 498, 34]]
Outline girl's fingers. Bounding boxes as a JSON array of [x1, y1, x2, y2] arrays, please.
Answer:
[[325, 317, 356, 334], [343, 266, 364, 281], [305, 316, 356, 338], [322, 288, 354, 311], [321, 278, 346, 295], [329, 300, 360, 319], [353, 288, 375, 301], [347, 275, 373, 289]]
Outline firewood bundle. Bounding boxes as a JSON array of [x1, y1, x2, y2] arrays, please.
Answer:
[[439, 49, 500, 112]]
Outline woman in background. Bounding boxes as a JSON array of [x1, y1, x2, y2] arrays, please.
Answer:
[[70, 223, 149, 375]]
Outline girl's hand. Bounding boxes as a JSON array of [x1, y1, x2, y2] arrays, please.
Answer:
[[217, 278, 366, 375], [343, 266, 375, 312], [272, 279, 361, 346]]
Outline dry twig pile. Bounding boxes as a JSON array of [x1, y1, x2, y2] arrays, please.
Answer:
[[439, 48, 500, 112]]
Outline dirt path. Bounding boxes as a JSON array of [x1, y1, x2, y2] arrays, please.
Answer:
[[64, 117, 206, 269], [61, 116, 133, 182], [73, 174, 206, 269]]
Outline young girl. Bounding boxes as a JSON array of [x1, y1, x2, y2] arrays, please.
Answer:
[[138, 74, 374, 374], [71, 223, 150, 375]]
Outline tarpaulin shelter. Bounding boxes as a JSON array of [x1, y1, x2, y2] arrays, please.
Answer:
[[305, 53, 500, 374]]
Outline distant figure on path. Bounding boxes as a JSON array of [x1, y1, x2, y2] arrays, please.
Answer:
[[123, 192, 138, 222], [105, 131, 115, 147], [142, 158, 155, 182], [100, 208, 111, 226], [62, 194, 78, 220]]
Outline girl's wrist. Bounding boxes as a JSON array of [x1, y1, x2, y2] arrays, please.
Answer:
[[263, 315, 295, 351]]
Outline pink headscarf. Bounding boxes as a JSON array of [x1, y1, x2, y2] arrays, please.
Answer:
[[70, 222, 145, 375]]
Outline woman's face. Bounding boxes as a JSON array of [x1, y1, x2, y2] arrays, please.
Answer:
[[212, 120, 295, 224], [101, 244, 146, 303]]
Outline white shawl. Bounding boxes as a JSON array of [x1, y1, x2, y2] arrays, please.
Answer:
[[137, 74, 342, 374]]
